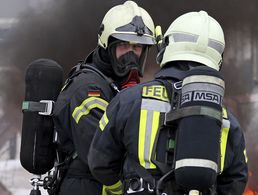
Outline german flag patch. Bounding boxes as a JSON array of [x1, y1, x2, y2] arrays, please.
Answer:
[[88, 90, 101, 97]]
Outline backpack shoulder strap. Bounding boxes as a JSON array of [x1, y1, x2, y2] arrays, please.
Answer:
[[62, 62, 119, 93]]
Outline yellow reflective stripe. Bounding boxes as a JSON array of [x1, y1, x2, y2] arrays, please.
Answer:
[[138, 99, 170, 168], [72, 97, 108, 123], [103, 180, 123, 194], [139, 109, 147, 167], [99, 111, 109, 131], [220, 108, 230, 173], [149, 111, 160, 168], [244, 149, 248, 163], [220, 122, 229, 172], [102, 186, 108, 195], [138, 110, 160, 169], [222, 107, 228, 118]]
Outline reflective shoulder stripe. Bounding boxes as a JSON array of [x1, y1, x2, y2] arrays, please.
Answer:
[[175, 158, 218, 172], [220, 108, 230, 173], [222, 107, 228, 118], [138, 98, 171, 169], [99, 111, 109, 131], [244, 149, 248, 163], [183, 75, 225, 89], [102, 180, 123, 195], [142, 85, 169, 102], [141, 99, 171, 112], [72, 97, 108, 124]]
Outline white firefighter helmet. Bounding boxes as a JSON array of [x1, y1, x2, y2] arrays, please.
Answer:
[[159, 11, 225, 71], [98, 1, 156, 49]]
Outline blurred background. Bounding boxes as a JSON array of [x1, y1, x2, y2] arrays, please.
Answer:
[[0, 0, 257, 194]]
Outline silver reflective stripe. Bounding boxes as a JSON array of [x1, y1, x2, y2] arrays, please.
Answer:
[[141, 99, 171, 112], [100, 116, 106, 129], [99, 112, 109, 131], [165, 106, 223, 123], [183, 75, 225, 89], [171, 33, 225, 54], [175, 158, 218, 172], [139, 99, 167, 168], [182, 83, 224, 96], [73, 98, 108, 123], [208, 39, 225, 55], [222, 118, 230, 128], [172, 33, 198, 43], [144, 111, 153, 168]]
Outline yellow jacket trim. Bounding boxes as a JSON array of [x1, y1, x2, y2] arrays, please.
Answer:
[[138, 99, 170, 169], [99, 111, 109, 131], [138, 109, 147, 167], [102, 180, 123, 195], [149, 111, 160, 168], [138, 110, 160, 169], [222, 107, 228, 118], [220, 108, 230, 173], [72, 97, 108, 124]]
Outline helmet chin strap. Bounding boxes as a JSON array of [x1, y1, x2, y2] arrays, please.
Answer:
[[121, 68, 140, 89]]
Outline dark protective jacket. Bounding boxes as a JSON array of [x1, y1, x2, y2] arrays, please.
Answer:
[[52, 47, 119, 195], [88, 65, 248, 195]]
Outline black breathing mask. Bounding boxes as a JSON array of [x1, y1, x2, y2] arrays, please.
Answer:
[[109, 41, 148, 78]]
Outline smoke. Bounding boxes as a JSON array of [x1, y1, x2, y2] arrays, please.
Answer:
[[246, 110, 258, 189], [0, 0, 257, 188]]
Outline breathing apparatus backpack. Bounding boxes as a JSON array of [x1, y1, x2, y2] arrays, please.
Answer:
[[162, 66, 225, 193], [20, 60, 119, 175], [20, 59, 64, 175], [124, 66, 225, 195]]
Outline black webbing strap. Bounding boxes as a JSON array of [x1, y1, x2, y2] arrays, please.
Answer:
[[156, 169, 175, 195], [81, 64, 120, 93], [155, 79, 174, 102], [127, 156, 156, 188], [62, 63, 119, 93], [22, 101, 46, 112], [22, 100, 54, 115], [44, 151, 78, 195], [165, 105, 223, 125]]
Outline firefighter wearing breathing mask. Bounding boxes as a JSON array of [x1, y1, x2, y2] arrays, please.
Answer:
[[88, 11, 248, 195], [52, 1, 156, 195]]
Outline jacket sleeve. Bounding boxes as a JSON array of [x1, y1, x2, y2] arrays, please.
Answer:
[[69, 83, 109, 164], [88, 95, 124, 194], [217, 112, 248, 195]]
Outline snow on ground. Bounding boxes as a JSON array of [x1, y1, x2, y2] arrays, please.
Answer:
[[0, 159, 48, 195]]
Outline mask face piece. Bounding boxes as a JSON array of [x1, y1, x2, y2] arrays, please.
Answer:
[[109, 41, 148, 78], [115, 51, 140, 77]]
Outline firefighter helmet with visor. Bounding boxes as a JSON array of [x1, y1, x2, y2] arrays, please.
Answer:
[[98, 1, 156, 77], [158, 11, 225, 71]]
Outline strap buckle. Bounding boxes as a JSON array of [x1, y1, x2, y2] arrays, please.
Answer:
[[126, 177, 155, 194], [174, 81, 182, 90], [39, 100, 54, 116], [147, 183, 154, 192], [127, 178, 144, 194]]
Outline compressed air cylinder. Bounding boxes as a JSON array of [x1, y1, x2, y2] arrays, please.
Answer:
[[174, 66, 225, 190], [20, 59, 63, 175]]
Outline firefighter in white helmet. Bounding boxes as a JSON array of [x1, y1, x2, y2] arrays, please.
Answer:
[[88, 11, 248, 195], [158, 10, 224, 71], [53, 1, 156, 195]]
